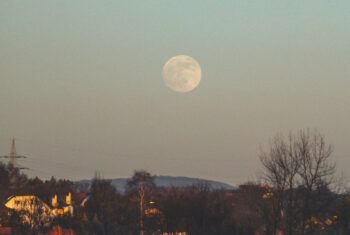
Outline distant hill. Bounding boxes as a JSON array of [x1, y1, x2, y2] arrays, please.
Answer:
[[76, 175, 235, 193]]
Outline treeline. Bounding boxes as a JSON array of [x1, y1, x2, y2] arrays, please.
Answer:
[[0, 129, 350, 235]]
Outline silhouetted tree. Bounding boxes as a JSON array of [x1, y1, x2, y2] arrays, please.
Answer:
[[127, 170, 156, 235], [84, 177, 119, 235], [259, 129, 337, 235]]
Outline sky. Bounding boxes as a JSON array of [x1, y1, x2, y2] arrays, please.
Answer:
[[0, 0, 349, 185]]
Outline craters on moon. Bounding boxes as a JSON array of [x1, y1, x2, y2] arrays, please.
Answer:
[[162, 55, 202, 93]]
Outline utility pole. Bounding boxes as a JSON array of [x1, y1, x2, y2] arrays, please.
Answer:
[[0, 138, 28, 170], [0, 138, 28, 187]]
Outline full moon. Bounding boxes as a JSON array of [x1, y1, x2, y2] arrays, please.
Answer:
[[162, 55, 202, 92]]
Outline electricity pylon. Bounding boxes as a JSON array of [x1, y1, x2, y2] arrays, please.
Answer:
[[0, 138, 28, 170]]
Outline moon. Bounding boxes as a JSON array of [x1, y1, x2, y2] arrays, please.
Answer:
[[162, 55, 202, 92]]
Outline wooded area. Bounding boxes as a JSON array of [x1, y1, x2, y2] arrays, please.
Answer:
[[0, 130, 349, 235]]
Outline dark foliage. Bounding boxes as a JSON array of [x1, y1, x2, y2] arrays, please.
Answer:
[[0, 129, 348, 235]]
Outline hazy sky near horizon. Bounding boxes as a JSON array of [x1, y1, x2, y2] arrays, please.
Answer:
[[1, 1, 349, 185]]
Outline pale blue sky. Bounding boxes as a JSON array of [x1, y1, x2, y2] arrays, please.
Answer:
[[0, 1, 349, 185]]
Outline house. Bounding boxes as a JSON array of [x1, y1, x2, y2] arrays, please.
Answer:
[[4, 193, 74, 228], [51, 193, 74, 216], [5, 195, 53, 226]]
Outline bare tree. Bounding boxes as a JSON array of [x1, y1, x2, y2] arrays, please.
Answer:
[[295, 130, 335, 234], [260, 133, 300, 235], [127, 170, 155, 235], [260, 129, 336, 235]]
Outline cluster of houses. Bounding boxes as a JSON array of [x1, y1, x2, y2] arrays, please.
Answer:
[[5, 193, 74, 220], [0, 193, 188, 235], [0, 193, 75, 235]]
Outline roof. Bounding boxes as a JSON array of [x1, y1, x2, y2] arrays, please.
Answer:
[[5, 195, 52, 214]]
